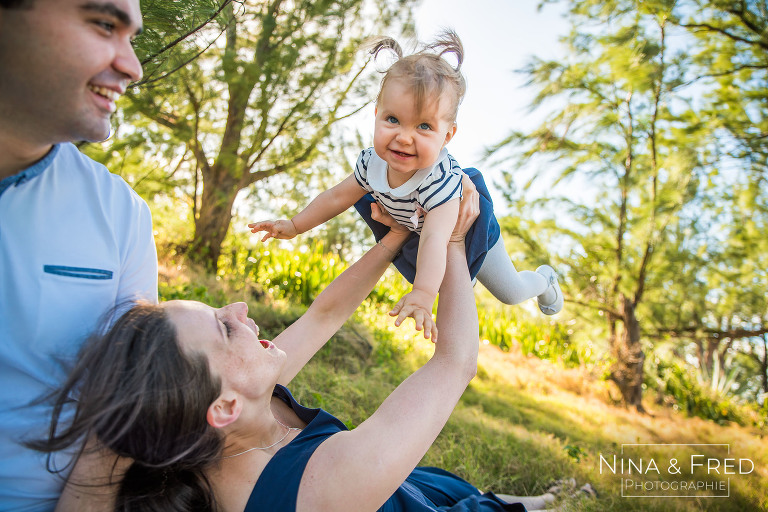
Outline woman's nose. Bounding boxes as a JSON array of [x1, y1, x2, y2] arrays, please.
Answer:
[[224, 302, 249, 321]]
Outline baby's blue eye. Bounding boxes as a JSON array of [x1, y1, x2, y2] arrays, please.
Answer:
[[418, 123, 432, 130], [386, 115, 399, 124]]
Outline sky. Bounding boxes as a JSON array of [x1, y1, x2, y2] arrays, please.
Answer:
[[345, 0, 571, 209]]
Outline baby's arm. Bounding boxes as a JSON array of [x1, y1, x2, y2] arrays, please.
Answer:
[[391, 198, 460, 341], [249, 174, 366, 241]]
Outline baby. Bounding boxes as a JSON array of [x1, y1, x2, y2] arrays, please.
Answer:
[[250, 30, 562, 340]]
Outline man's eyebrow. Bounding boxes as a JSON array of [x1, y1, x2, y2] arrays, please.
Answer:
[[80, 2, 144, 36]]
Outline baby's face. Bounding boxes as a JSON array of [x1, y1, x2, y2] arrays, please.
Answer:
[[373, 78, 457, 188]]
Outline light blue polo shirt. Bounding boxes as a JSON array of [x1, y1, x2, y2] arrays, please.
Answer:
[[0, 143, 158, 511]]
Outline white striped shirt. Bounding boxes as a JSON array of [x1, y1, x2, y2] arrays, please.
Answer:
[[353, 147, 463, 234]]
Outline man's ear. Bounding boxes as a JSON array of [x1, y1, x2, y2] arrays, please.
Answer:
[[206, 393, 242, 429], [443, 123, 457, 146]]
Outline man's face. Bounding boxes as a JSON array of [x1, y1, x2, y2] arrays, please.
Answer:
[[0, 0, 143, 144]]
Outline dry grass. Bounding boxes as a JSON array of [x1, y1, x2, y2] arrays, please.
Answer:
[[441, 344, 768, 511]]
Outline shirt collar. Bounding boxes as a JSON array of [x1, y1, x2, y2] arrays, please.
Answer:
[[368, 148, 448, 197], [0, 144, 59, 199]]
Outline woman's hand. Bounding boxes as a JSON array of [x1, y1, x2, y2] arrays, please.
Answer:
[[451, 174, 480, 243], [370, 181, 477, 243], [371, 202, 410, 236]]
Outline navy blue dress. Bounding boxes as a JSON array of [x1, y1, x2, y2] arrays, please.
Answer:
[[354, 167, 501, 283], [245, 385, 526, 512]]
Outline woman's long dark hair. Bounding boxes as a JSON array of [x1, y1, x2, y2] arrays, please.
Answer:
[[27, 303, 224, 511]]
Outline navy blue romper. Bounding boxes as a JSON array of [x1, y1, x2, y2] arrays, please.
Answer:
[[245, 385, 526, 512], [354, 167, 501, 283]]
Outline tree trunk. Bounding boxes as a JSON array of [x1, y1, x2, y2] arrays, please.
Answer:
[[762, 334, 768, 396], [609, 294, 647, 412], [189, 170, 240, 272], [704, 339, 716, 376]]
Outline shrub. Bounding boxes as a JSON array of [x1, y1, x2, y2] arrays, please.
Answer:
[[645, 357, 748, 425]]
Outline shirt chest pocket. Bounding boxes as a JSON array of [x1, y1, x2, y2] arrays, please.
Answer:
[[43, 265, 113, 280], [34, 265, 119, 357]]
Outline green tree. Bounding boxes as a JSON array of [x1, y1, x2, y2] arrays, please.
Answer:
[[673, 0, 768, 175], [651, 177, 768, 400], [100, 0, 415, 270], [491, 0, 768, 409], [645, 0, 768, 400], [491, 0, 712, 410]]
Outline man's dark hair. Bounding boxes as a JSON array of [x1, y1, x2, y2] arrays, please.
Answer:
[[0, 0, 29, 8]]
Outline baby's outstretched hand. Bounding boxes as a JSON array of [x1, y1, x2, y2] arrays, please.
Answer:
[[248, 219, 298, 241], [389, 289, 438, 342]]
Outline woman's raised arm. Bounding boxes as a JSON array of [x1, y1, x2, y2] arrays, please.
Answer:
[[298, 239, 479, 512], [274, 223, 410, 386]]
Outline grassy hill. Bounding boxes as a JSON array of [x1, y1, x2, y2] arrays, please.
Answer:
[[159, 257, 767, 511], [293, 325, 767, 511]]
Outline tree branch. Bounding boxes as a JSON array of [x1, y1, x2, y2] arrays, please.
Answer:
[[678, 21, 768, 51], [568, 298, 620, 318], [136, 24, 227, 87], [651, 326, 768, 341], [140, 0, 237, 66]]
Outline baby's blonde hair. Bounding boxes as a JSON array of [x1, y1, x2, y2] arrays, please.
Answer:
[[368, 30, 466, 123]]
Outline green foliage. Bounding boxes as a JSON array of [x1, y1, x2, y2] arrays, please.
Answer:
[[478, 307, 590, 367], [91, 0, 419, 271], [489, 0, 768, 409], [759, 400, 768, 430], [210, 210, 763, 427], [216, 236, 585, 367], [159, 281, 228, 307], [564, 443, 587, 463], [672, 0, 768, 175], [237, 241, 345, 306], [217, 233, 412, 307], [645, 356, 748, 425], [489, 0, 711, 407], [134, 0, 226, 73]]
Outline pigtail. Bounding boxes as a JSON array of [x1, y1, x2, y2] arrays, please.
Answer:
[[366, 29, 467, 120], [424, 29, 464, 72], [366, 35, 404, 61]]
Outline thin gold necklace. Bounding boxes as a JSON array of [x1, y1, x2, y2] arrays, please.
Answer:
[[222, 417, 300, 458]]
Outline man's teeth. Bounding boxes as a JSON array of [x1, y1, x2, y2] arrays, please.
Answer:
[[88, 85, 120, 101]]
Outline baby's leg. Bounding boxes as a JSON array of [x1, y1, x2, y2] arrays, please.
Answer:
[[475, 241, 550, 305]]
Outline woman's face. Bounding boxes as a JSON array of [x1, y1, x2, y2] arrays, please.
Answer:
[[163, 300, 285, 400]]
